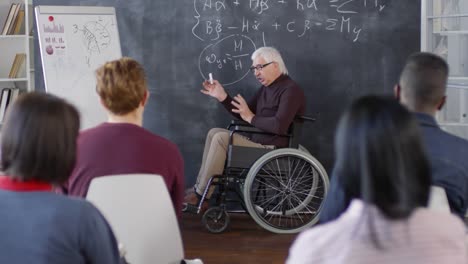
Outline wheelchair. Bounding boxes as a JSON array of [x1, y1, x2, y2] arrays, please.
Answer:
[[187, 116, 329, 234]]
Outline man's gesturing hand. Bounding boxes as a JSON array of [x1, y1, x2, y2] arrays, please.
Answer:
[[201, 79, 227, 102], [232, 94, 255, 123]]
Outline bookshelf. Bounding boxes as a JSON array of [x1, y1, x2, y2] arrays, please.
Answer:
[[0, 0, 33, 89], [422, 0, 468, 140], [0, 0, 33, 125]]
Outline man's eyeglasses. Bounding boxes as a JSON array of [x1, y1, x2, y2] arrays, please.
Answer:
[[249, 62, 274, 72]]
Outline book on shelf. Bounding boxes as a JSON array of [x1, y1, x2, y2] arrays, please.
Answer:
[[16, 59, 26, 79], [8, 53, 26, 79], [7, 55, 19, 78], [1, 3, 17, 35], [0, 88, 21, 123], [8, 88, 20, 106], [0, 88, 11, 123], [1, 3, 24, 35], [7, 3, 22, 35], [9, 7, 25, 35]]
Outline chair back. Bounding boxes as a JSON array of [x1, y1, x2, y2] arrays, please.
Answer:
[[288, 119, 303, 148], [86, 174, 184, 264], [288, 116, 315, 148], [428, 185, 451, 213]]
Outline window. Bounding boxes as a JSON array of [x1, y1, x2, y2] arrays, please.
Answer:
[[422, 0, 468, 139]]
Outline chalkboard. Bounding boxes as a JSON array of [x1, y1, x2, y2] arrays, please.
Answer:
[[35, 5, 122, 129], [34, 0, 421, 186]]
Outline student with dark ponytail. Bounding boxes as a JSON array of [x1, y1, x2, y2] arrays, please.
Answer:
[[287, 96, 466, 264]]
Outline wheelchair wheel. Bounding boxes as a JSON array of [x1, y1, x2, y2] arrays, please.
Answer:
[[243, 148, 329, 234], [202, 207, 230, 233]]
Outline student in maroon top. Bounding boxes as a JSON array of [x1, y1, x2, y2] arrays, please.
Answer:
[[59, 57, 184, 218], [184, 47, 305, 210]]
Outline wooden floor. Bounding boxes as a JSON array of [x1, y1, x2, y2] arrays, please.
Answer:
[[180, 212, 297, 264]]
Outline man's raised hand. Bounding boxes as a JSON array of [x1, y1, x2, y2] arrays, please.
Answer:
[[201, 79, 227, 102]]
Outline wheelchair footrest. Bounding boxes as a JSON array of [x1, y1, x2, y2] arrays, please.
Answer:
[[182, 203, 200, 214]]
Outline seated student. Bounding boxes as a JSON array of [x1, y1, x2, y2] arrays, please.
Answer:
[[59, 57, 184, 217], [0, 92, 120, 264], [320, 52, 468, 222], [287, 96, 466, 264]]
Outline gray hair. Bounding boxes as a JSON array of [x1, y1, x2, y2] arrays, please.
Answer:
[[251, 47, 288, 75]]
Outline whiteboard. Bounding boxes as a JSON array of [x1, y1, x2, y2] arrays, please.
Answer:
[[35, 6, 122, 129]]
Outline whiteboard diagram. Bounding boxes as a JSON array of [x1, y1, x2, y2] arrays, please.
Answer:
[[73, 18, 113, 66], [36, 6, 122, 130]]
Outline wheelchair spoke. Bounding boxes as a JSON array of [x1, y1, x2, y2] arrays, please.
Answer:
[[254, 189, 283, 208], [292, 189, 323, 198], [291, 162, 311, 188], [287, 199, 304, 224], [287, 157, 300, 184], [253, 176, 283, 193], [266, 161, 287, 188], [252, 188, 285, 202], [265, 160, 281, 181], [253, 191, 282, 206], [290, 160, 313, 190], [261, 164, 288, 189], [289, 193, 319, 215], [275, 158, 283, 181], [264, 195, 289, 217], [288, 159, 304, 189]]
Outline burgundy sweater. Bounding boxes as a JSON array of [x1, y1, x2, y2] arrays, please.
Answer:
[[221, 74, 305, 147], [60, 123, 185, 218]]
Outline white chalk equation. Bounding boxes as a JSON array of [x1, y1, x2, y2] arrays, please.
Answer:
[[192, 0, 386, 41], [199, 34, 257, 86], [192, 0, 386, 85]]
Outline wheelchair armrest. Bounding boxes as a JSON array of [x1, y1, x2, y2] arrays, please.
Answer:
[[231, 125, 277, 136], [227, 119, 252, 130], [227, 120, 281, 136], [225, 115, 316, 148], [230, 127, 293, 147], [227, 119, 294, 141], [295, 115, 316, 123], [228, 120, 272, 135], [228, 115, 316, 130], [226, 120, 287, 146]]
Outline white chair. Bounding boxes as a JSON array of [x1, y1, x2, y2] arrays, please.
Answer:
[[428, 186, 451, 213], [86, 174, 202, 264]]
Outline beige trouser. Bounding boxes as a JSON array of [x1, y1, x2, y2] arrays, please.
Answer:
[[194, 128, 271, 198]]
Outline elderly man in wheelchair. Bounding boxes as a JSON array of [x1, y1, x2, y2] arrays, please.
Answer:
[[183, 47, 329, 233]]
